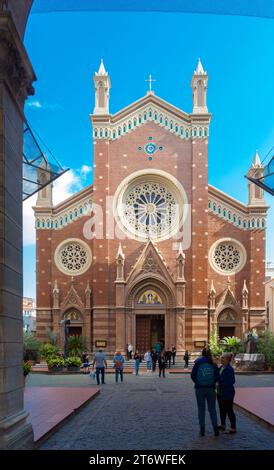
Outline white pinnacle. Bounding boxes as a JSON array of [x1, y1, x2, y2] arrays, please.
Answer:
[[252, 150, 262, 167], [195, 58, 207, 75], [97, 58, 107, 76]]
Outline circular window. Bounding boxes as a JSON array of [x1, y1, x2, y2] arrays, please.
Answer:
[[209, 238, 246, 275], [113, 170, 187, 242], [54, 238, 92, 276]]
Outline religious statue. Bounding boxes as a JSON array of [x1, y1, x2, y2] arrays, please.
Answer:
[[245, 328, 258, 354]]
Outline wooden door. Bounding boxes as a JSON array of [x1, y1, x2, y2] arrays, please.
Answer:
[[136, 316, 151, 354]]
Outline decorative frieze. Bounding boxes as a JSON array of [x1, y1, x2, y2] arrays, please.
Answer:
[[208, 198, 266, 231], [35, 197, 92, 230], [92, 103, 209, 141]]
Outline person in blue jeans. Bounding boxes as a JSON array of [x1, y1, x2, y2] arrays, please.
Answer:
[[134, 351, 142, 375], [191, 348, 220, 436], [113, 351, 124, 383]]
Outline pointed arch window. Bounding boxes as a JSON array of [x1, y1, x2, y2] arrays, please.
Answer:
[[180, 127, 184, 136], [159, 116, 163, 124], [99, 129, 103, 138], [149, 110, 152, 118], [185, 130, 189, 139], [165, 119, 168, 127], [60, 217, 63, 226], [133, 119, 137, 127], [204, 128, 207, 136], [105, 129, 108, 137], [193, 129, 197, 137], [69, 212, 73, 220], [223, 209, 226, 217], [175, 125, 178, 133], [228, 212, 231, 220], [65, 215, 68, 223], [118, 128, 121, 136], [243, 220, 247, 229], [47, 219, 50, 228], [42, 220, 45, 228], [37, 220, 40, 229], [154, 113, 158, 121], [257, 219, 260, 228], [199, 128, 202, 137], [128, 122, 132, 130], [113, 131, 116, 139], [74, 210, 78, 218], [170, 121, 173, 130], [143, 113, 147, 121], [123, 125, 127, 133], [208, 201, 211, 209], [262, 219, 265, 228], [94, 129, 98, 138], [138, 116, 142, 124]]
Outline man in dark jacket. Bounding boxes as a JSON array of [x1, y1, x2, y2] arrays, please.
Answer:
[[191, 348, 219, 436], [217, 352, 236, 434]]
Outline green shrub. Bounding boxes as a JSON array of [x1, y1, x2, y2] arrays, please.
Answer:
[[46, 356, 65, 368], [65, 356, 82, 367], [209, 327, 222, 358], [220, 336, 244, 355], [68, 335, 87, 357], [23, 332, 40, 362], [257, 330, 274, 369], [23, 361, 32, 376], [40, 343, 58, 360]]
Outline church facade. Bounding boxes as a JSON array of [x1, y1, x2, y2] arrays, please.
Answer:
[[34, 59, 268, 355]]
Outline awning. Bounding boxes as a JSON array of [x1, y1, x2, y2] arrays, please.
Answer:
[[23, 122, 68, 201]]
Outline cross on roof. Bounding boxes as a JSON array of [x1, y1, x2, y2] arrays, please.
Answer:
[[145, 74, 156, 92]]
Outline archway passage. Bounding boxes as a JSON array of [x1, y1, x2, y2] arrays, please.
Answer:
[[217, 308, 240, 339], [64, 309, 83, 337], [136, 314, 165, 354]]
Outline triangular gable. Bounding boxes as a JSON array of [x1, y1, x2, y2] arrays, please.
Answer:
[[126, 240, 174, 285], [60, 284, 84, 310], [216, 286, 238, 308]]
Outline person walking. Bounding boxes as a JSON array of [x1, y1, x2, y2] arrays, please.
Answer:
[[113, 351, 124, 383], [158, 351, 166, 378], [151, 349, 157, 372], [217, 352, 237, 434], [134, 350, 142, 376], [128, 343, 133, 360], [144, 350, 152, 370], [184, 350, 190, 369], [191, 348, 219, 437], [171, 346, 176, 365], [92, 349, 107, 385]]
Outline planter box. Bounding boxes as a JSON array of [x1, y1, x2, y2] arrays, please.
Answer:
[[67, 366, 80, 372], [48, 366, 64, 373]]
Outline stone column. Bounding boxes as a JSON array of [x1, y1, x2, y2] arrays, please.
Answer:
[[0, 12, 36, 449], [175, 309, 185, 356]]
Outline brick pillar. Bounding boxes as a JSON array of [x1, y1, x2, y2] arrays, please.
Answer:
[[0, 12, 35, 449]]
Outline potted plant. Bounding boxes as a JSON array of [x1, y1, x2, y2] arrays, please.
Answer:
[[68, 335, 87, 357], [46, 356, 65, 373], [40, 342, 59, 361], [257, 331, 274, 371], [220, 336, 244, 356], [23, 332, 41, 364], [23, 361, 32, 386], [209, 327, 222, 359], [65, 356, 82, 372]]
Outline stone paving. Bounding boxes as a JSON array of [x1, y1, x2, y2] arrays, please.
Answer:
[[27, 372, 274, 450]]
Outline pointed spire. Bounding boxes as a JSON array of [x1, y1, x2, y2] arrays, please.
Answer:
[[194, 58, 207, 75], [227, 276, 231, 290], [116, 243, 125, 260], [177, 242, 185, 259], [85, 280, 91, 293], [252, 150, 262, 168], [209, 280, 216, 295], [242, 279, 248, 294], [96, 58, 107, 76], [53, 279, 59, 293]]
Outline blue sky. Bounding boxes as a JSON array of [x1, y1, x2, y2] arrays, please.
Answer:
[[23, 11, 274, 298]]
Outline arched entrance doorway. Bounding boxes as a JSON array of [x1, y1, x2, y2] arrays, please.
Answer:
[[63, 309, 83, 337], [135, 288, 166, 354], [217, 308, 241, 339]]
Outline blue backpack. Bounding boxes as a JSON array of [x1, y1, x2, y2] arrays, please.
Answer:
[[196, 362, 215, 386]]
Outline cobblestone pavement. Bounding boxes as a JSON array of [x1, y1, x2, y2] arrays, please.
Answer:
[[27, 373, 274, 450]]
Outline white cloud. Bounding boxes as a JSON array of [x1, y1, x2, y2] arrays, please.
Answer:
[[80, 164, 92, 175], [27, 100, 42, 109], [23, 169, 84, 247]]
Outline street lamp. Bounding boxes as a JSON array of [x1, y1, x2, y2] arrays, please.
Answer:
[[60, 319, 70, 359]]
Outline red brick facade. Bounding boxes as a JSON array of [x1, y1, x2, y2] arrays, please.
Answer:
[[34, 64, 267, 355]]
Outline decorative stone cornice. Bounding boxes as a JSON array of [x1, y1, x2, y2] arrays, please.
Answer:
[[91, 94, 210, 141], [34, 188, 93, 230], [208, 184, 267, 231], [0, 12, 36, 104]]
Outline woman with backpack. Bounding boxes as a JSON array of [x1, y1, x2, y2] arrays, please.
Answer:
[[191, 348, 220, 437], [113, 351, 125, 383]]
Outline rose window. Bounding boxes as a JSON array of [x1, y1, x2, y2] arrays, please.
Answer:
[[210, 239, 246, 275], [124, 182, 177, 238], [55, 239, 92, 275]]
